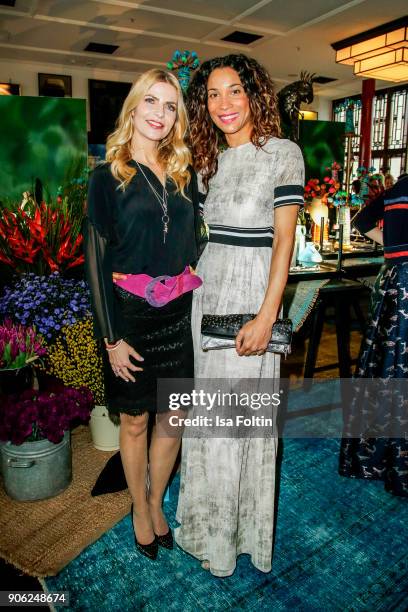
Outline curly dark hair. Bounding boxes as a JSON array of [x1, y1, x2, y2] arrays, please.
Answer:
[[187, 54, 281, 189]]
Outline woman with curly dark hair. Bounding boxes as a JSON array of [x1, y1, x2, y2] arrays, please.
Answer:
[[175, 54, 305, 576]]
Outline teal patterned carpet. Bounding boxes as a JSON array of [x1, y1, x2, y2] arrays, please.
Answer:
[[45, 431, 407, 611]]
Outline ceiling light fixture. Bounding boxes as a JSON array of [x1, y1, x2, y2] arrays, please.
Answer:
[[331, 16, 408, 82]]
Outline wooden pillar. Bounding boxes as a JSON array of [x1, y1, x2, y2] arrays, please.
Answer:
[[359, 78, 375, 169]]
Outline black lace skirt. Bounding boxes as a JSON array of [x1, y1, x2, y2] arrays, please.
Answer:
[[102, 286, 193, 416]]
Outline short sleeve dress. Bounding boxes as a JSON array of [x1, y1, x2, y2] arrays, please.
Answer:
[[175, 138, 305, 576]]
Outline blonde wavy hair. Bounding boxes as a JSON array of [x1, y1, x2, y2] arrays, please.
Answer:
[[106, 69, 191, 193]]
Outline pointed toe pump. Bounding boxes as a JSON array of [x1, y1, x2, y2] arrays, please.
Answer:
[[155, 529, 173, 550], [130, 504, 158, 561]]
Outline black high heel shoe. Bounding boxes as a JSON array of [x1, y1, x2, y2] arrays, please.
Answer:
[[130, 504, 158, 561], [155, 529, 173, 550]]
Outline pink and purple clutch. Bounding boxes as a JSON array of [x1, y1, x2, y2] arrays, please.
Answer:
[[114, 266, 202, 307]]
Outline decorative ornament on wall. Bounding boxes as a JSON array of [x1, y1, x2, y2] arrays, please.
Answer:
[[38, 73, 72, 98], [278, 71, 315, 143], [167, 50, 200, 93], [0, 83, 20, 96]]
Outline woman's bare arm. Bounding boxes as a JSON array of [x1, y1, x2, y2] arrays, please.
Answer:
[[235, 205, 298, 356]]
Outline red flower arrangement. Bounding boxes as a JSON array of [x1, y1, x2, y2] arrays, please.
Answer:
[[304, 176, 338, 203], [0, 199, 84, 274], [0, 172, 87, 275], [326, 161, 342, 180]]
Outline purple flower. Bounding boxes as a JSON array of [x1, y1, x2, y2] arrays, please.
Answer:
[[0, 385, 92, 444], [0, 273, 91, 343]]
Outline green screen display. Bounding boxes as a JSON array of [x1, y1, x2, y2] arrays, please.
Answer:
[[0, 96, 87, 202], [299, 120, 346, 180]]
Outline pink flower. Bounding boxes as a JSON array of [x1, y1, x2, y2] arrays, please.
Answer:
[[0, 319, 46, 369]]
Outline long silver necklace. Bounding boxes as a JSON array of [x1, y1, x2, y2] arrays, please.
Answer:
[[135, 161, 169, 243]]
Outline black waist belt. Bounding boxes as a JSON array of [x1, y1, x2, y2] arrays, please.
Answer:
[[208, 224, 274, 247]]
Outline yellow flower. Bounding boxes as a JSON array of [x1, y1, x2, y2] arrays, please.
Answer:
[[45, 317, 105, 405]]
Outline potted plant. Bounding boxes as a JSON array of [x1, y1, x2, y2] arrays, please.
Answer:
[[0, 383, 93, 501], [0, 319, 47, 395], [44, 317, 119, 451], [0, 272, 91, 343], [0, 174, 87, 276]]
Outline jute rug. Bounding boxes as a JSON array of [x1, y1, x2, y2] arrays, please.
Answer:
[[0, 426, 130, 577]]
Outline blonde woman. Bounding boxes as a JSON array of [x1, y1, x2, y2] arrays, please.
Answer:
[[84, 69, 201, 560], [384, 173, 395, 190]]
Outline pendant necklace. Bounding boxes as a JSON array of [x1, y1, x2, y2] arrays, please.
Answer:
[[135, 161, 169, 244]]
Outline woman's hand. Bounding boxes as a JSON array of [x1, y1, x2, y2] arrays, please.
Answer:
[[235, 316, 274, 357], [112, 272, 127, 283], [107, 340, 144, 382]]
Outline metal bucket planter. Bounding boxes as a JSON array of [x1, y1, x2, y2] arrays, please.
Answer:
[[89, 406, 120, 451], [1, 431, 72, 501]]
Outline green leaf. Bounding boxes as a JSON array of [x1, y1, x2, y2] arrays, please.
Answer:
[[3, 343, 11, 365]]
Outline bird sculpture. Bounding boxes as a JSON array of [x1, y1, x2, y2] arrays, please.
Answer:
[[278, 71, 315, 142]]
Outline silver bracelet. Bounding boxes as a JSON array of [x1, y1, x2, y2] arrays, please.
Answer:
[[105, 338, 124, 352]]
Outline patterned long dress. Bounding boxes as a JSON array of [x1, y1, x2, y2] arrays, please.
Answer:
[[175, 138, 305, 576], [339, 176, 408, 497]]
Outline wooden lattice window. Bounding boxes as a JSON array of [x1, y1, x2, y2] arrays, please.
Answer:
[[371, 92, 388, 151], [389, 88, 407, 150], [332, 85, 408, 176]]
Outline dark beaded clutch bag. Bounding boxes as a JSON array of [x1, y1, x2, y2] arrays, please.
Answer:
[[201, 314, 292, 356]]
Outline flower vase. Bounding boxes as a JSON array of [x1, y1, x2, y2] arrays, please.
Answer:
[[34, 370, 60, 392], [0, 366, 33, 396], [0, 431, 72, 501], [89, 406, 120, 451], [177, 66, 191, 93], [291, 224, 306, 267], [345, 107, 355, 136], [338, 205, 351, 246]]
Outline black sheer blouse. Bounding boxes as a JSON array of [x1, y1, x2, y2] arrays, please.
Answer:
[[84, 161, 200, 343]]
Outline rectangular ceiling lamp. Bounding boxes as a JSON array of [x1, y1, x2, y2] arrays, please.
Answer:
[[332, 16, 408, 82], [335, 28, 407, 64], [354, 48, 408, 82]]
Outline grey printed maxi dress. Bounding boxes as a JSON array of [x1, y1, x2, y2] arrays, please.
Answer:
[[175, 138, 305, 577]]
